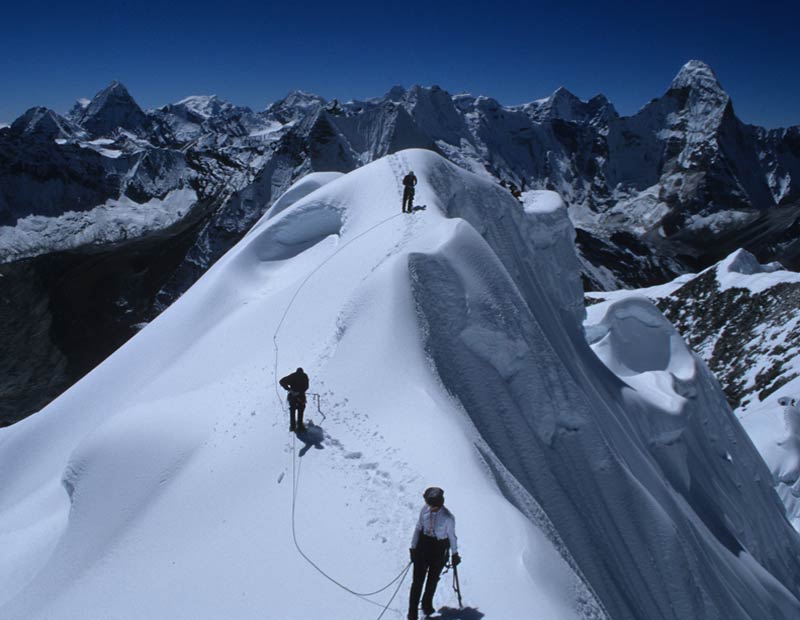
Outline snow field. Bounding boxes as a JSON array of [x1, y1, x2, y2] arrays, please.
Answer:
[[3, 148, 800, 620], [0, 150, 592, 619]]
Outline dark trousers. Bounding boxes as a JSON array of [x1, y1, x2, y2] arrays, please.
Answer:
[[409, 534, 449, 617], [402, 187, 415, 212], [288, 393, 306, 429]]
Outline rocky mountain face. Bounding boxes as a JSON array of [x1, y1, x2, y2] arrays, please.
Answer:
[[1, 60, 799, 423], [588, 250, 800, 414]]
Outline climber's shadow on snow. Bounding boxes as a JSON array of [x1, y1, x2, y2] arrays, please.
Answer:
[[296, 421, 325, 457], [435, 607, 483, 619], [411, 204, 427, 212]]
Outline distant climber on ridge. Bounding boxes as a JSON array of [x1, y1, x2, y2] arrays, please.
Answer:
[[408, 487, 460, 619], [402, 170, 417, 213], [279, 367, 309, 432]]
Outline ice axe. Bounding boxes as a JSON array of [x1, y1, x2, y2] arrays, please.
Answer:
[[452, 562, 463, 608]]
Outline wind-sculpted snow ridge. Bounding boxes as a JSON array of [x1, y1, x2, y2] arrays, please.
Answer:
[[0, 150, 602, 620], [410, 157, 800, 619], [586, 249, 800, 532], [2, 149, 798, 620]]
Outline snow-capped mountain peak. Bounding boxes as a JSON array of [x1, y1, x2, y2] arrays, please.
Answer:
[[173, 95, 228, 119], [718, 247, 783, 279], [541, 86, 581, 119], [669, 59, 726, 95], [78, 80, 148, 137], [9, 107, 78, 140], [85, 80, 137, 112], [516, 87, 616, 125], [270, 90, 326, 111]]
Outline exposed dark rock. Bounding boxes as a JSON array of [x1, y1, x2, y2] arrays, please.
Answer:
[[656, 272, 800, 410]]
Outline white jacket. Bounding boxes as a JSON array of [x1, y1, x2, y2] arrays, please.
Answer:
[[410, 505, 457, 553]]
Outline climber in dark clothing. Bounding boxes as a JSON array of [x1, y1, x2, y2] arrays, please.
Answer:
[[408, 487, 460, 619], [402, 171, 417, 213], [279, 367, 309, 432]]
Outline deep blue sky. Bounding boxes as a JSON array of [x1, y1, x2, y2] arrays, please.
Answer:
[[1, 0, 798, 127]]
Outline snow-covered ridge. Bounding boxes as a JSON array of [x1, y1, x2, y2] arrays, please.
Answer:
[[2, 150, 799, 619], [715, 248, 794, 292], [0, 151, 602, 619], [173, 95, 226, 119]]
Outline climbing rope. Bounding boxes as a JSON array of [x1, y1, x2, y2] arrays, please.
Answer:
[[270, 157, 412, 616], [271, 209, 404, 410], [290, 432, 412, 613]]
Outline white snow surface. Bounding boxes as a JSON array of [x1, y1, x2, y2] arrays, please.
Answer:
[[715, 248, 800, 293], [78, 138, 124, 158], [585, 247, 800, 308], [741, 386, 800, 531], [587, 298, 695, 414], [0, 188, 197, 262], [0, 152, 591, 620], [521, 189, 563, 214], [260, 171, 344, 221], [175, 95, 225, 119], [585, 249, 800, 532], [1, 151, 799, 620]]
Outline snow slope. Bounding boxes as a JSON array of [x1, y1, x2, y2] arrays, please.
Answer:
[[586, 250, 800, 532], [0, 150, 597, 620], [1, 150, 799, 620]]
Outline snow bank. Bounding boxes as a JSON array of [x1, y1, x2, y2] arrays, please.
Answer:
[[740, 382, 800, 531], [716, 248, 800, 293], [410, 155, 800, 618], [588, 298, 695, 413], [521, 189, 564, 215], [261, 171, 344, 221]]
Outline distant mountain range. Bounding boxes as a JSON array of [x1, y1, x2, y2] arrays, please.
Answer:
[[1, 60, 799, 424]]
